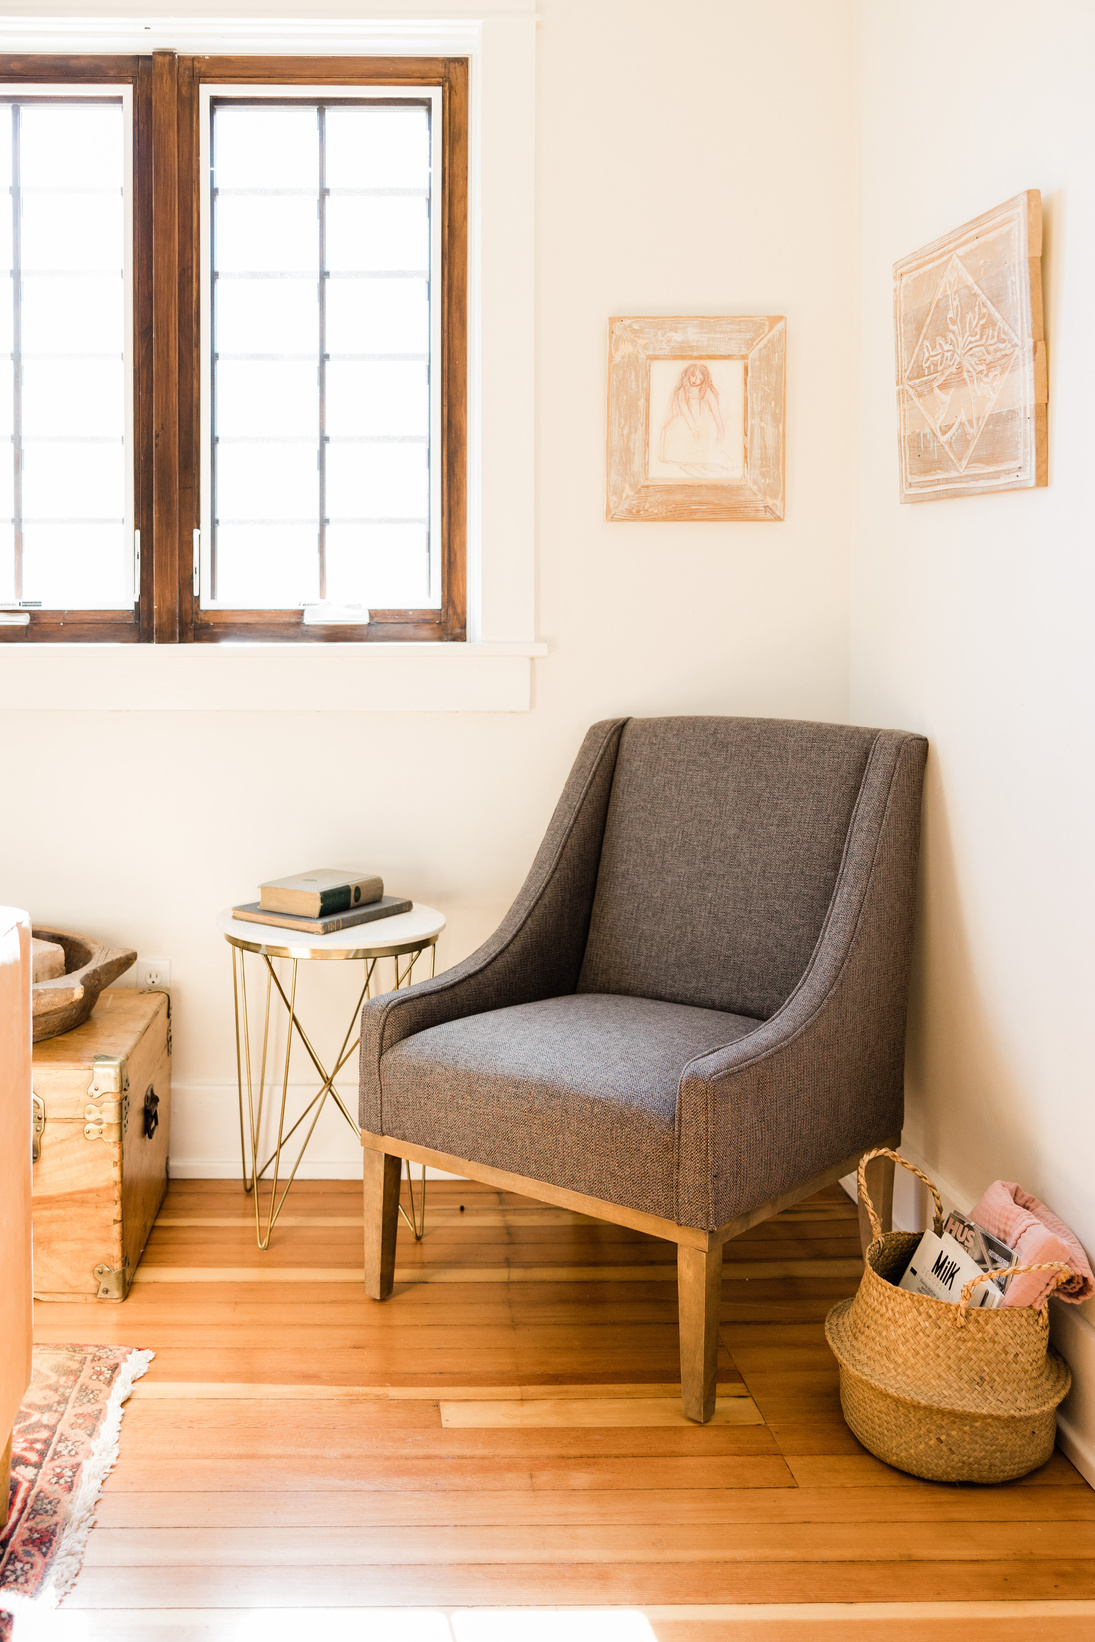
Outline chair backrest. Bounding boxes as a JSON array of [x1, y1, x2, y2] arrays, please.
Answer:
[[576, 716, 880, 1020]]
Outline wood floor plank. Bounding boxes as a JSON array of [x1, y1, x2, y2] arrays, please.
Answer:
[[131, 1260, 863, 1285], [79, 1519, 1095, 1566], [763, 1419, 873, 1455], [784, 1450, 1087, 1487], [129, 1381, 747, 1403], [113, 1408, 783, 1458], [646, 1605, 1095, 1642], [64, 1560, 1095, 1606], [145, 1227, 863, 1262], [439, 1397, 763, 1428], [64, 1324, 694, 1351], [46, 1175, 1093, 1625], [101, 1454, 798, 1493], [92, 1483, 1095, 1529]]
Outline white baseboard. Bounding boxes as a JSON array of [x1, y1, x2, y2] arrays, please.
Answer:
[[165, 1080, 462, 1180], [168, 1158, 462, 1181], [842, 1143, 1095, 1491]]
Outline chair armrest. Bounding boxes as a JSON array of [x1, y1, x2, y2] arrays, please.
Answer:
[[359, 718, 626, 1132], [675, 730, 928, 1230]]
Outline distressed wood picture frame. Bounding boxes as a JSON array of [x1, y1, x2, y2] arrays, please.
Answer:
[[894, 190, 1047, 503], [606, 316, 785, 521]]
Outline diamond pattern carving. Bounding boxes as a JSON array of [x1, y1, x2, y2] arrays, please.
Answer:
[[893, 192, 1046, 501]]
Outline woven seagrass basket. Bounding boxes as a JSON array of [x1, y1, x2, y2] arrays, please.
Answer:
[[825, 1149, 1073, 1483]]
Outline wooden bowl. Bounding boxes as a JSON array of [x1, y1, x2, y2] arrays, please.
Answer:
[[31, 926, 137, 1042]]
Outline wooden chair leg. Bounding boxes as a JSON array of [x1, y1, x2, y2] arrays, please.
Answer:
[[364, 1149, 402, 1300], [858, 1149, 896, 1256], [677, 1241, 723, 1423]]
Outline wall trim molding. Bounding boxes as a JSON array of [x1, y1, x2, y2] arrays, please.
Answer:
[[0, 641, 546, 711]]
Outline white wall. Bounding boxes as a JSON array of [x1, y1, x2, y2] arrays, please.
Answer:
[[5, 0, 1095, 1484], [0, 0, 858, 1174], [851, 0, 1095, 1480]]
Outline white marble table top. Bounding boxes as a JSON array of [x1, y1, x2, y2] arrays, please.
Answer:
[[217, 902, 446, 962]]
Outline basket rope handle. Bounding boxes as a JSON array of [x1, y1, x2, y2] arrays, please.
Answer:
[[957, 1261, 1073, 1326], [858, 1146, 943, 1244]]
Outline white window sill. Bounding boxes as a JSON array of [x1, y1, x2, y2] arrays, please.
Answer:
[[0, 640, 547, 713]]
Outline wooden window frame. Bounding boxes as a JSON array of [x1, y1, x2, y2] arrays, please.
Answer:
[[0, 55, 152, 644], [1, 51, 468, 646]]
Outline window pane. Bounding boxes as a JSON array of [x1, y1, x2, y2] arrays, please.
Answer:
[[209, 98, 438, 612], [326, 198, 429, 274], [21, 192, 124, 273], [215, 276, 318, 356], [325, 274, 426, 357], [22, 358, 124, 438], [0, 435, 12, 515], [19, 105, 122, 190], [21, 524, 126, 608], [213, 107, 317, 191], [22, 441, 124, 520], [216, 360, 318, 439], [214, 194, 317, 274], [0, 107, 11, 603], [2, 98, 129, 611], [326, 361, 428, 438], [325, 523, 428, 607], [214, 524, 318, 606], [325, 106, 429, 189], [326, 275, 428, 356], [0, 522, 14, 602], [20, 273, 123, 355], [326, 443, 428, 521], [0, 359, 12, 438], [216, 442, 318, 521]]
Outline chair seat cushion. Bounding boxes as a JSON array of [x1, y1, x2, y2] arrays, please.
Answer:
[[378, 992, 762, 1223]]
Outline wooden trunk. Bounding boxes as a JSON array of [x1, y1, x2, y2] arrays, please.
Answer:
[[31, 987, 171, 1301], [1, 908, 33, 1523]]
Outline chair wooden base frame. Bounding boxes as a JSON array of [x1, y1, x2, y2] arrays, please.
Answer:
[[361, 1130, 898, 1423]]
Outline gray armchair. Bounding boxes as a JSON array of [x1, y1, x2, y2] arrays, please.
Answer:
[[359, 716, 927, 1420]]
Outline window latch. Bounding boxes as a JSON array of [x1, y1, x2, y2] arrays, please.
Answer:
[[133, 528, 140, 604], [192, 529, 200, 599]]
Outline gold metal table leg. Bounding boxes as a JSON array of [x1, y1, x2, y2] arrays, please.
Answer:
[[229, 941, 435, 1248], [399, 1159, 427, 1240]]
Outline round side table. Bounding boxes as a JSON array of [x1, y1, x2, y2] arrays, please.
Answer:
[[217, 903, 445, 1249]]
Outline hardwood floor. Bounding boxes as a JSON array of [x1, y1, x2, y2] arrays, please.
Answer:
[[30, 1176, 1095, 1640]]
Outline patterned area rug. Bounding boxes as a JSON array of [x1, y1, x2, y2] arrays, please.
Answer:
[[1, 1343, 153, 1639]]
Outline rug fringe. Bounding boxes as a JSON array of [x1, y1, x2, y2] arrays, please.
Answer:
[[2, 1347, 154, 1633]]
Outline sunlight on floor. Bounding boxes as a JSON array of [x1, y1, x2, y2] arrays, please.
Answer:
[[27, 1607, 660, 1641], [453, 1614, 658, 1642]]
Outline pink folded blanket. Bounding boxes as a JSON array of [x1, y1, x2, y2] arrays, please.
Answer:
[[970, 1180, 1095, 1309]]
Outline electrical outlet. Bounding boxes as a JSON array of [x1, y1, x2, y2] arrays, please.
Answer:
[[136, 959, 171, 989]]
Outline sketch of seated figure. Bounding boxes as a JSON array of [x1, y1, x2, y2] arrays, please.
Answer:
[[658, 362, 736, 477]]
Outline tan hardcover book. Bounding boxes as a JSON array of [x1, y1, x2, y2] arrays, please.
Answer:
[[259, 869, 383, 918]]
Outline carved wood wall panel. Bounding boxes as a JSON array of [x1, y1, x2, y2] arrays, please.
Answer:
[[894, 190, 1046, 503]]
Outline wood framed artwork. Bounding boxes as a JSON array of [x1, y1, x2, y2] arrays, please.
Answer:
[[894, 190, 1046, 503], [606, 316, 785, 521]]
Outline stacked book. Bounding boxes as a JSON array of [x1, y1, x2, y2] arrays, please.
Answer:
[[233, 870, 412, 935]]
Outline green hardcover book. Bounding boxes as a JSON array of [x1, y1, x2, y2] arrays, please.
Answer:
[[258, 869, 384, 919]]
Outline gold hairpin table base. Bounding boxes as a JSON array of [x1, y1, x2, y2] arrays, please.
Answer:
[[217, 904, 446, 1250]]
